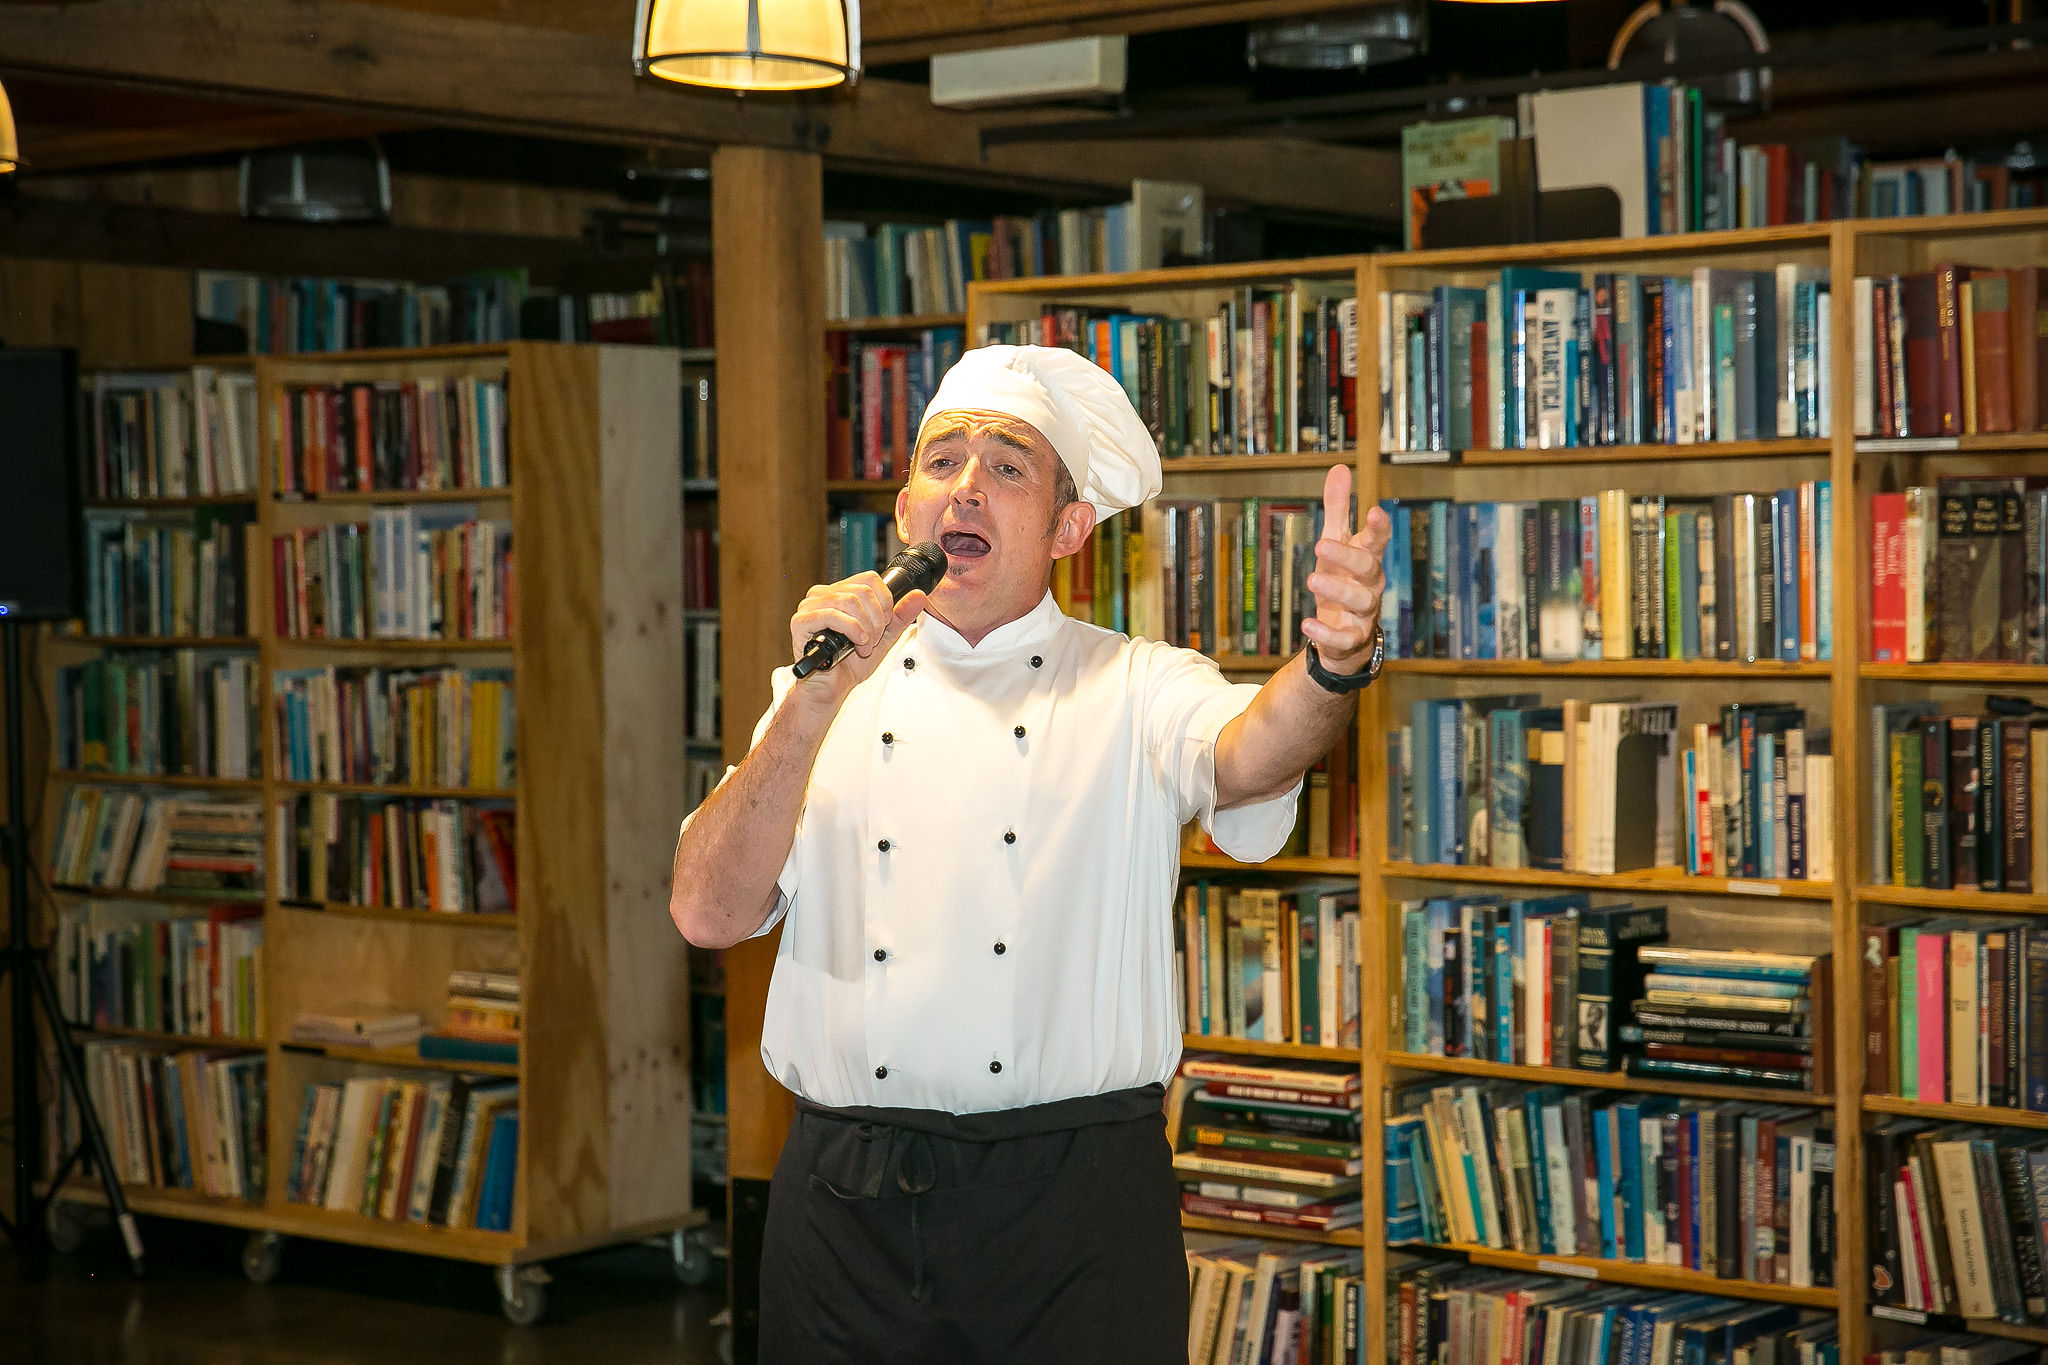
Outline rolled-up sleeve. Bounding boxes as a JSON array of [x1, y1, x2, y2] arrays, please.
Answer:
[[676, 665, 803, 939], [1138, 642, 1303, 863]]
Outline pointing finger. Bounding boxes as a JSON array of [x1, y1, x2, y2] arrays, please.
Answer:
[[1322, 465, 1353, 541]]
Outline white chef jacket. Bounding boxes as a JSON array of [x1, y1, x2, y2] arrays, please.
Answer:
[[687, 590, 1301, 1116]]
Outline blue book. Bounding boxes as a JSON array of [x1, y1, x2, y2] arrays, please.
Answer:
[[1436, 285, 1487, 450], [1409, 698, 1437, 864], [1644, 90, 1666, 233], [1382, 500, 1412, 656], [1564, 301, 1582, 447], [1522, 1086, 1558, 1253], [1507, 288, 1530, 448], [1434, 701, 1461, 864], [473, 1110, 520, 1233], [1474, 503, 1498, 660], [1626, 1295, 1723, 1365], [419, 1034, 519, 1066], [1428, 501, 1451, 658], [1402, 907, 1430, 1052], [1758, 732, 1777, 876], [1492, 917, 1515, 1062], [1815, 480, 1834, 659], [1592, 1104, 1618, 1258], [1446, 504, 1468, 660], [1776, 490, 1801, 660]]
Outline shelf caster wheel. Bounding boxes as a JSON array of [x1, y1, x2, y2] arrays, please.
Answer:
[[497, 1263, 550, 1327], [671, 1228, 715, 1287], [45, 1200, 87, 1256], [241, 1231, 284, 1286]]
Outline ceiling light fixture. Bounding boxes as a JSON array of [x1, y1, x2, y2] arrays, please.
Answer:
[[0, 78, 19, 174], [633, 0, 860, 93]]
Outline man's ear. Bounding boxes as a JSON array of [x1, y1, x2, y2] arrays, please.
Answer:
[[1051, 499, 1097, 560], [894, 484, 911, 546]]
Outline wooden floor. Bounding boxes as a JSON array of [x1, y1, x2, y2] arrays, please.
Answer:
[[0, 1214, 728, 1363]]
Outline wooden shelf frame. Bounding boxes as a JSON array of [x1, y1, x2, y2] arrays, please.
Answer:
[[41, 342, 703, 1271], [944, 211, 2048, 1363]]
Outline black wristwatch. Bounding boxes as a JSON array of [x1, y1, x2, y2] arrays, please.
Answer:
[[1304, 629, 1384, 694]]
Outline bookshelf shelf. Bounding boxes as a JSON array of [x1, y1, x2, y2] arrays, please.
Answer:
[[1856, 885, 2048, 913], [824, 479, 900, 493], [283, 1041, 521, 1078], [44, 342, 701, 1281], [1854, 434, 2048, 455], [1859, 662, 2048, 684], [1390, 438, 1832, 468], [274, 780, 517, 801], [1164, 453, 1356, 475], [1182, 1214, 1366, 1247], [51, 883, 261, 906], [270, 636, 514, 653], [277, 486, 512, 505], [1380, 862, 1833, 900], [1182, 1033, 1364, 1064], [1861, 1095, 2048, 1130], [58, 1179, 268, 1230], [50, 770, 262, 790], [1212, 654, 1289, 675], [1382, 659, 1832, 679], [825, 312, 965, 334], [277, 899, 518, 930], [71, 1023, 265, 1050], [1386, 1052, 1829, 1108], [1181, 852, 1362, 876], [268, 342, 512, 364], [82, 495, 256, 511], [46, 636, 258, 650], [1423, 1242, 1838, 1308]]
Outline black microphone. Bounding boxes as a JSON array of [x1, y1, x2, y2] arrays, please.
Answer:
[[792, 541, 948, 680]]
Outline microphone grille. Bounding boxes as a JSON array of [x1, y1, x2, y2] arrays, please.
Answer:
[[897, 541, 949, 593]]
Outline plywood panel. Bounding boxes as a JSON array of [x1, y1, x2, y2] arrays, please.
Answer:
[[0, 256, 82, 349], [509, 341, 612, 1245], [76, 261, 193, 367], [598, 345, 693, 1230]]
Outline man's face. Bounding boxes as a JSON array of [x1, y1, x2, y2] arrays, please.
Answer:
[[895, 411, 1095, 643]]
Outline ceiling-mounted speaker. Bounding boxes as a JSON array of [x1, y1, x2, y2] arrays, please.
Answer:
[[1246, 3, 1425, 72], [1608, 0, 1770, 113], [241, 140, 392, 224]]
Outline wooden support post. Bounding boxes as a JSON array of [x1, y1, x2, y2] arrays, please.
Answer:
[[711, 143, 824, 1360]]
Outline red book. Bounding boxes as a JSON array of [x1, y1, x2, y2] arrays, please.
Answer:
[[1933, 263, 1969, 437], [1870, 491, 1908, 660], [2011, 267, 2041, 432], [1971, 269, 2016, 434]]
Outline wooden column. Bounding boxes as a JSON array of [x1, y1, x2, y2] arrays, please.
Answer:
[[711, 143, 823, 1359]]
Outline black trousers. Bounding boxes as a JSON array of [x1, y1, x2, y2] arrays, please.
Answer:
[[758, 1084, 1188, 1365]]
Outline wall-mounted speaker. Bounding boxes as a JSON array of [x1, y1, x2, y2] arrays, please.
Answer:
[[0, 348, 84, 622]]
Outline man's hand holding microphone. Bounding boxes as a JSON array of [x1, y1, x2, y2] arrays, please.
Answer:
[[787, 543, 947, 707]]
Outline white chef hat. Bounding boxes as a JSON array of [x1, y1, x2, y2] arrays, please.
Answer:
[[916, 344, 1162, 523]]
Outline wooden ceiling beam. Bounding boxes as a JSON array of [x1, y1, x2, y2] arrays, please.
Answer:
[[16, 109, 408, 174], [0, 0, 1397, 222]]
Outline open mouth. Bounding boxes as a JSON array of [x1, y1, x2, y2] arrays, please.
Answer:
[[940, 530, 991, 561]]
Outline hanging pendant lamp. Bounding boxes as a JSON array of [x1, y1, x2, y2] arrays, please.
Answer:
[[0, 78, 19, 174], [633, 0, 860, 92]]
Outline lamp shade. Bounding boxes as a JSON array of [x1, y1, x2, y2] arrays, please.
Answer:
[[0, 78, 18, 174], [634, 0, 859, 92]]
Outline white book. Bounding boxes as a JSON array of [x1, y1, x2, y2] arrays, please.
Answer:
[[1377, 291, 1394, 451], [1693, 266, 1715, 442], [1817, 300, 1833, 438], [1495, 503, 1524, 660], [1904, 487, 1929, 662], [1533, 288, 1573, 449], [1950, 929, 1979, 1106], [323, 1077, 381, 1212], [1484, 283, 1505, 450], [1789, 1133, 1812, 1287], [1852, 277, 1876, 435]]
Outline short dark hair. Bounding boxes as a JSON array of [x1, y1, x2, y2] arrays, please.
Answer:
[[1051, 459, 1078, 520]]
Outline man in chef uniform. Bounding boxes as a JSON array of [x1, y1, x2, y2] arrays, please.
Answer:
[[672, 344, 1391, 1363]]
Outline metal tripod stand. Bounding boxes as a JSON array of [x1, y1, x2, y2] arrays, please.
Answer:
[[0, 615, 143, 1275]]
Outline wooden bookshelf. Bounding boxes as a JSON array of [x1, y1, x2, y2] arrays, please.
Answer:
[[1862, 1094, 2048, 1130], [955, 211, 2048, 1362], [1384, 658, 1832, 679], [1857, 884, 2048, 914], [824, 311, 965, 334], [50, 770, 262, 790], [1183, 1214, 1367, 1247], [1381, 862, 1833, 900], [1399, 437, 1831, 468], [39, 342, 701, 1310], [1183, 1033, 1364, 1064], [1431, 1242, 1839, 1308], [1387, 1051, 1831, 1108], [1181, 852, 1361, 876]]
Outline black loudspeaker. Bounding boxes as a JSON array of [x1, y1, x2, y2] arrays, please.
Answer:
[[0, 347, 84, 622]]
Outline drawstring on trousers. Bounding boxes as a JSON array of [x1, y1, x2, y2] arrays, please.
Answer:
[[894, 1131, 936, 1301]]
